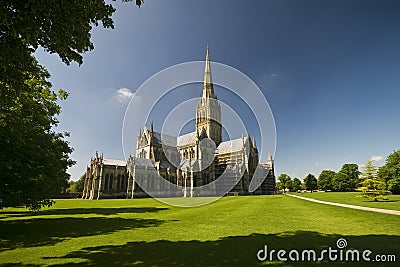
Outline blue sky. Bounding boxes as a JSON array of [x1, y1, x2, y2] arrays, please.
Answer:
[[35, 0, 400, 181]]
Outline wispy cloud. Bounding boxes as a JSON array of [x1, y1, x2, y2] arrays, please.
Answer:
[[260, 73, 279, 82], [370, 155, 383, 162], [116, 88, 134, 102]]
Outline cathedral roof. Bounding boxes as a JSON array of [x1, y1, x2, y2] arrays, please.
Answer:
[[260, 161, 273, 168], [157, 160, 175, 168], [152, 132, 177, 147], [216, 136, 248, 154], [131, 157, 154, 167], [179, 158, 198, 170], [177, 131, 197, 147], [102, 158, 127, 166]]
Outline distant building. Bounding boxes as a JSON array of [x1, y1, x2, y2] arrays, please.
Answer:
[[83, 48, 276, 199]]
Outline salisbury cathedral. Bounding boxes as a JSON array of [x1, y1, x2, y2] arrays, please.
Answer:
[[82, 48, 276, 199]]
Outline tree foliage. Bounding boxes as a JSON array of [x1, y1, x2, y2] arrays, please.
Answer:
[[292, 178, 302, 192], [360, 160, 378, 181], [304, 174, 317, 192], [67, 173, 86, 193], [278, 174, 291, 192], [1, 1, 142, 93], [332, 172, 351, 192], [357, 179, 391, 201], [0, 0, 142, 210], [331, 163, 360, 192], [317, 170, 336, 191], [378, 150, 400, 194], [0, 63, 74, 210], [276, 182, 282, 191]]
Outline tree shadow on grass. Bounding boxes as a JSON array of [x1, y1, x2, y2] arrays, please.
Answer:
[[0, 210, 167, 251], [38, 231, 400, 267], [361, 200, 399, 203], [0, 207, 169, 217]]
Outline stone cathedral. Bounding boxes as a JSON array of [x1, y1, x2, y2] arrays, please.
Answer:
[[82, 48, 276, 199]]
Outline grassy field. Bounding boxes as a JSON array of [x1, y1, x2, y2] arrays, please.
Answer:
[[0, 195, 399, 266], [290, 192, 400, 211]]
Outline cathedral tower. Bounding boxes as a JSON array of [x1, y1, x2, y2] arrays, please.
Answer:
[[196, 46, 222, 146]]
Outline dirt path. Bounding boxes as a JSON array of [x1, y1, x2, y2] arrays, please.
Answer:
[[286, 194, 400, 216]]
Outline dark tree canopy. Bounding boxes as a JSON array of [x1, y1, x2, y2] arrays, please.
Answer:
[[318, 170, 336, 191], [277, 174, 291, 191], [291, 178, 302, 192], [0, 0, 142, 210], [378, 150, 400, 194], [304, 174, 317, 191], [332, 172, 351, 192], [336, 163, 360, 191], [1, 1, 110, 94], [339, 164, 360, 180], [1, 0, 142, 93], [0, 63, 74, 210]]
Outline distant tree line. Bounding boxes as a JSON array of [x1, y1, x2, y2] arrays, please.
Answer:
[[66, 174, 85, 194], [277, 150, 400, 197]]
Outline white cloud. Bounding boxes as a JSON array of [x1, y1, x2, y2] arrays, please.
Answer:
[[116, 87, 134, 102], [370, 155, 383, 162], [269, 73, 279, 78]]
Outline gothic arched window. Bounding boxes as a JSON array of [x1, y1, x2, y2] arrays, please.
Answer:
[[121, 175, 125, 190], [117, 174, 121, 190], [109, 175, 114, 190], [104, 174, 109, 190]]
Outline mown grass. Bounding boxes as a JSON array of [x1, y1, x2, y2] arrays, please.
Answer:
[[291, 192, 400, 211], [0, 195, 399, 266]]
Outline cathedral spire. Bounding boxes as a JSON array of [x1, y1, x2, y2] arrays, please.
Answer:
[[196, 46, 222, 146], [202, 45, 215, 99]]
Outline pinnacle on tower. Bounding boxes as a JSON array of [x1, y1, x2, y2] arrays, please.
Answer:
[[202, 46, 215, 99]]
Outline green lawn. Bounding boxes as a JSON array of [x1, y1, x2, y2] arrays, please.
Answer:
[[290, 192, 400, 211], [0, 195, 399, 266]]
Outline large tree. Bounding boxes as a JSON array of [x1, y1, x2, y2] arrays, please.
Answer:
[[0, 63, 74, 210], [378, 150, 400, 194], [1, 1, 142, 93], [332, 172, 351, 192], [278, 174, 291, 192], [304, 174, 317, 192], [336, 163, 360, 191], [318, 170, 336, 191], [0, 0, 142, 210], [292, 178, 302, 192]]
